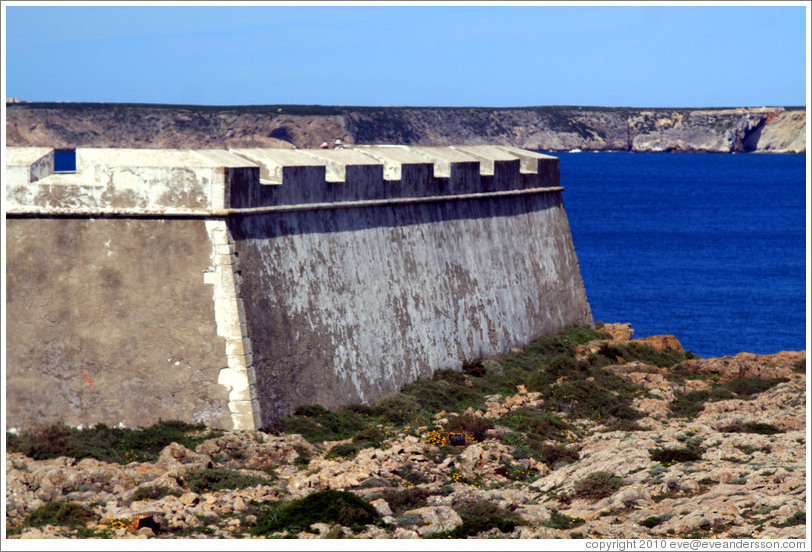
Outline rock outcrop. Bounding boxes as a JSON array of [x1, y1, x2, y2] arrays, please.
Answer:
[[5, 325, 806, 540], [6, 103, 805, 153]]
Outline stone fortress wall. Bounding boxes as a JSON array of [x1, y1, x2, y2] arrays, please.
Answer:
[[4, 145, 593, 431]]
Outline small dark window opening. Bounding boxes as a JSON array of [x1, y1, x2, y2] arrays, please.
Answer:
[[54, 149, 76, 173]]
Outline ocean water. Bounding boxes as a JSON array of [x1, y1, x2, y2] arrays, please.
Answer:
[[551, 151, 808, 358]]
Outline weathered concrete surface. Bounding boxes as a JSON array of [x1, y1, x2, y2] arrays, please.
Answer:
[[229, 191, 591, 424], [5, 147, 53, 184], [5, 147, 259, 212], [5, 218, 233, 430]]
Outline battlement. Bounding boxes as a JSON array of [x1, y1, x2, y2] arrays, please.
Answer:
[[5, 145, 559, 214]]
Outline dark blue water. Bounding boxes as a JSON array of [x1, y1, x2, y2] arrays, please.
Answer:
[[551, 152, 807, 358]]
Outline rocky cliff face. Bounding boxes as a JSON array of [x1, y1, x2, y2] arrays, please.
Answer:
[[5, 103, 806, 153]]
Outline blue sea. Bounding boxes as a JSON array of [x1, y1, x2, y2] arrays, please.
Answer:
[[550, 151, 808, 359]]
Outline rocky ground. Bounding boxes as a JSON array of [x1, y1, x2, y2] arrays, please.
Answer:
[[4, 325, 807, 540]]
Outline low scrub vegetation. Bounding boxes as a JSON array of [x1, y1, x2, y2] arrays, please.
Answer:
[[669, 377, 789, 419], [639, 514, 670, 528], [719, 422, 783, 435], [6, 420, 219, 464], [251, 490, 378, 536], [373, 487, 434, 515], [649, 447, 703, 464], [573, 471, 625, 499], [24, 501, 97, 529], [432, 500, 525, 538], [257, 324, 647, 450], [543, 509, 585, 530], [185, 469, 272, 493]]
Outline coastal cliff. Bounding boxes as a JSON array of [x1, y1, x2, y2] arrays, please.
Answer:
[[5, 103, 806, 153]]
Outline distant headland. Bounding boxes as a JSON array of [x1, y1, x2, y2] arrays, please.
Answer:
[[5, 102, 806, 153]]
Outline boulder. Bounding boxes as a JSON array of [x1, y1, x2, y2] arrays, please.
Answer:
[[631, 335, 684, 353], [601, 323, 634, 343], [401, 505, 463, 536]]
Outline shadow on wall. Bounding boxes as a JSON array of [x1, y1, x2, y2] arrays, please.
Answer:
[[228, 192, 564, 240]]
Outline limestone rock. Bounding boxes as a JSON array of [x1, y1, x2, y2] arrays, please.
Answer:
[[601, 323, 634, 343], [631, 334, 684, 353], [370, 498, 393, 517], [401, 505, 463, 536], [678, 351, 805, 381], [156, 443, 211, 472]]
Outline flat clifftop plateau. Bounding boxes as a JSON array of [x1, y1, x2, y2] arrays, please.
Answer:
[[5, 324, 807, 540], [5, 103, 806, 153]]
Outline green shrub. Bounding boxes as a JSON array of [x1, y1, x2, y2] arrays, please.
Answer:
[[269, 404, 368, 443], [500, 409, 571, 442], [602, 419, 649, 432], [400, 378, 481, 415], [436, 500, 524, 538], [649, 447, 702, 464], [24, 501, 97, 528], [495, 461, 535, 481], [560, 324, 608, 345], [525, 335, 573, 358], [443, 414, 494, 442], [251, 490, 378, 535], [185, 469, 271, 493], [543, 380, 642, 421], [668, 387, 734, 418], [722, 377, 788, 398], [324, 442, 360, 460], [525, 355, 584, 390], [395, 464, 429, 486], [613, 342, 688, 368], [573, 471, 624, 500], [6, 420, 218, 463], [659, 377, 781, 421], [639, 514, 670, 528], [373, 393, 423, 425], [668, 392, 707, 418], [538, 444, 580, 468], [375, 487, 433, 515], [293, 445, 311, 467], [791, 359, 806, 374], [775, 511, 806, 527], [719, 422, 783, 435], [500, 432, 534, 459], [351, 426, 387, 447], [734, 444, 771, 455], [543, 509, 585, 530], [433, 369, 468, 386]]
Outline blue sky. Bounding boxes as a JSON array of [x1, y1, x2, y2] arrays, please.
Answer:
[[2, 2, 808, 108]]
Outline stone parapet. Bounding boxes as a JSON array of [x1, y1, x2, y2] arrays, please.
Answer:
[[6, 145, 559, 214]]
